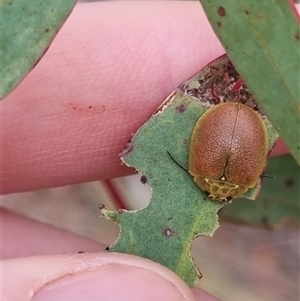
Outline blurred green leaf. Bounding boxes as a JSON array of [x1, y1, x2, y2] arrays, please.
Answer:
[[199, 0, 300, 164], [0, 0, 76, 99], [102, 56, 278, 285], [220, 155, 300, 227]]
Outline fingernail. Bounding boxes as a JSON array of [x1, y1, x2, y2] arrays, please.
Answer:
[[32, 263, 191, 301]]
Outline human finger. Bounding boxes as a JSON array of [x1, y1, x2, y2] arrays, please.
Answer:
[[2, 1, 224, 194]]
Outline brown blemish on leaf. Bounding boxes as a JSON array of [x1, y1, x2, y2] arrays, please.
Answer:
[[294, 33, 300, 40], [164, 228, 175, 237], [284, 178, 294, 188], [257, 13, 265, 20], [245, 10, 250, 15], [217, 21, 222, 27], [45, 28, 50, 33], [140, 175, 147, 184], [218, 7, 226, 17], [179, 56, 263, 110], [175, 104, 186, 113], [121, 140, 134, 157]]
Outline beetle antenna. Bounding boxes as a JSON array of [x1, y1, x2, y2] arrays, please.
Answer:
[[167, 151, 188, 173], [260, 174, 275, 179]]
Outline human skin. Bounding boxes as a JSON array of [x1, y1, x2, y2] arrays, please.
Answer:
[[1, 1, 293, 300]]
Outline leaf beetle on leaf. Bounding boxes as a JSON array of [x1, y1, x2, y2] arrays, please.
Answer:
[[188, 102, 268, 201]]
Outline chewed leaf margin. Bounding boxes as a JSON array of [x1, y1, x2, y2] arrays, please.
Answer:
[[101, 55, 278, 286]]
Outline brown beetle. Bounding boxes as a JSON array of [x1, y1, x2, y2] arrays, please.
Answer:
[[189, 102, 268, 201]]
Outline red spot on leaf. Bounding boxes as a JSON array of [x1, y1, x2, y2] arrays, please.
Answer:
[[218, 7, 226, 17], [175, 104, 186, 113]]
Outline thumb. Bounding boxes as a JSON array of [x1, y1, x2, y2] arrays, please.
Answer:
[[2, 252, 216, 301], [1, 208, 220, 301]]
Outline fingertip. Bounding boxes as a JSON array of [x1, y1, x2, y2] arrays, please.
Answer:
[[2, 1, 224, 193], [3, 253, 198, 301], [192, 287, 222, 301]]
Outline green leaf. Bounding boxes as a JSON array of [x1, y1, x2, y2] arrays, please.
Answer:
[[220, 155, 300, 228], [198, 0, 300, 164], [101, 56, 278, 285], [0, 0, 77, 99]]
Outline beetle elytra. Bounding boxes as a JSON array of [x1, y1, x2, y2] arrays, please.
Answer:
[[189, 102, 268, 201]]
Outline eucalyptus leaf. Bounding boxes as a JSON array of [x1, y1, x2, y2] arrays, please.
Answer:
[[220, 155, 300, 228], [102, 56, 278, 285], [198, 0, 300, 164], [0, 0, 77, 99]]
